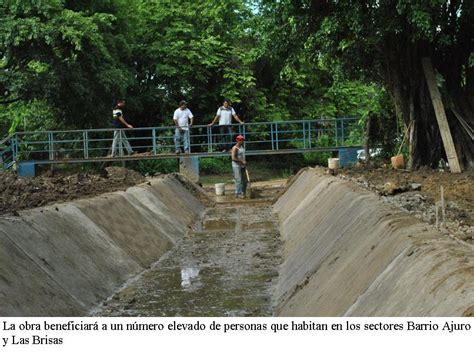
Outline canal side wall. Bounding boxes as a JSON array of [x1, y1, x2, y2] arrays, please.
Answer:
[[0, 175, 204, 316], [274, 168, 474, 316]]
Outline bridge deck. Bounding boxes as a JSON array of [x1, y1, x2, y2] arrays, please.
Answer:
[[1, 118, 363, 168], [30, 147, 359, 165]]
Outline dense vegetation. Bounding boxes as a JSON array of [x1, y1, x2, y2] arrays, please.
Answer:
[[1, 0, 472, 168]]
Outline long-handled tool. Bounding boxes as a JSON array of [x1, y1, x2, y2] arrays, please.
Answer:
[[391, 121, 412, 169], [245, 168, 254, 199]]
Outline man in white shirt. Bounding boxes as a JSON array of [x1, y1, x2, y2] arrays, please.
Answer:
[[208, 99, 244, 152], [173, 100, 194, 154]]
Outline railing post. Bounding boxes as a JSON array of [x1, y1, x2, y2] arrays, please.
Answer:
[[334, 120, 338, 146], [207, 126, 211, 152], [48, 132, 54, 160], [152, 128, 157, 155], [83, 131, 89, 159], [118, 129, 123, 157], [308, 121, 312, 149], [16, 135, 21, 161], [270, 123, 275, 150], [341, 119, 345, 145], [11, 135, 17, 163], [303, 121, 306, 149], [188, 127, 192, 153], [275, 122, 279, 150]]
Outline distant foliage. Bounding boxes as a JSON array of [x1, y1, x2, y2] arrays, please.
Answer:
[[0, 0, 390, 137], [131, 158, 178, 175], [3, 0, 435, 168], [0, 0, 136, 130], [200, 157, 229, 175]]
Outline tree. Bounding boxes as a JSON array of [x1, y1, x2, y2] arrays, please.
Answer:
[[258, 0, 474, 169], [129, 0, 259, 126], [0, 0, 137, 130]]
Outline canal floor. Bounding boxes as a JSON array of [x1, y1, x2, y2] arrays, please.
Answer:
[[96, 186, 283, 316]]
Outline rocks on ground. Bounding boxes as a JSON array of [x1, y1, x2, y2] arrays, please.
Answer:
[[336, 166, 474, 244]]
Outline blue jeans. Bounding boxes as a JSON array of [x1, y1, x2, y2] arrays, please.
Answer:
[[232, 165, 247, 196], [111, 129, 133, 156], [174, 128, 190, 153], [219, 125, 233, 151]]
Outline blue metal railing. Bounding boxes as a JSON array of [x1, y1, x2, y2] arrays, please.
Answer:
[[0, 133, 16, 170], [0, 118, 363, 168]]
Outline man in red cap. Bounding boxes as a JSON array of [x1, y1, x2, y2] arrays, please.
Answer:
[[231, 134, 247, 198]]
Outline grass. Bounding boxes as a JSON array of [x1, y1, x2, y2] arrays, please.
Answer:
[[199, 160, 296, 185]]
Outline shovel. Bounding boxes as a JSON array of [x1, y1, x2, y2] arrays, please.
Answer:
[[245, 168, 254, 199], [391, 121, 411, 169]]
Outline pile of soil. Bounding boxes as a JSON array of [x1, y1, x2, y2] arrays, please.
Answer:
[[337, 166, 474, 243], [0, 167, 146, 215]]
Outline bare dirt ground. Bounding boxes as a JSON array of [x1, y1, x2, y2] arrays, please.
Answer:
[[336, 166, 474, 243], [0, 167, 145, 215]]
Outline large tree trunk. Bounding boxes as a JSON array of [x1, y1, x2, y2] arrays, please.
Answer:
[[385, 44, 472, 169], [385, 46, 445, 169], [410, 74, 444, 168], [438, 55, 474, 169], [449, 108, 474, 169]]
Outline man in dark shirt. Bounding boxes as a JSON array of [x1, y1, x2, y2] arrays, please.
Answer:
[[111, 99, 134, 157]]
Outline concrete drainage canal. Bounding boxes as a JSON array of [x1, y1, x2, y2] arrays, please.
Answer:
[[0, 170, 473, 317], [95, 201, 282, 316]]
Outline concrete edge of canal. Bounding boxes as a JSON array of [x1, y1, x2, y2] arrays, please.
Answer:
[[0, 169, 472, 316], [0, 175, 206, 316], [274, 168, 474, 316]]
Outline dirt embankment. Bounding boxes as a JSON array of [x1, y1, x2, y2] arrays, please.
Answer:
[[0, 167, 146, 215], [337, 166, 474, 243], [1, 163, 472, 244]]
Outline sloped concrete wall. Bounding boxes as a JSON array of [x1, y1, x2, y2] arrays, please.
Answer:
[[274, 168, 474, 316], [0, 175, 204, 316]]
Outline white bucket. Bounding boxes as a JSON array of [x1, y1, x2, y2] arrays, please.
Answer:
[[328, 158, 340, 169], [215, 183, 226, 196]]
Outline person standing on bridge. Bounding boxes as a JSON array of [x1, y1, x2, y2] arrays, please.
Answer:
[[231, 134, 247, 198], [208, 99, 244, 152], [111, 99, 134, 157], [173, 100, 194, 154]]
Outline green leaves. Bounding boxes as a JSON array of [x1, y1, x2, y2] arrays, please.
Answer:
[[130, 0, 260, 122], [26, 60, 49, 74], [0, 99, 62, 134], [4, 0, 467, 160], [1, 0, 137, 131]]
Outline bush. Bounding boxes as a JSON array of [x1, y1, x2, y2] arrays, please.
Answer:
[[130, 159, 178, 175], [200, 157, 229, 175]]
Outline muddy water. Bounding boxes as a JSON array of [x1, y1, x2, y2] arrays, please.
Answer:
[[96, 199, 282, 316]]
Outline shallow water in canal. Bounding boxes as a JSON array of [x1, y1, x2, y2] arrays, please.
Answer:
[[96, 201, 282, 316]]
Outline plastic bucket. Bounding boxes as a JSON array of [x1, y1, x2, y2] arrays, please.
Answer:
[[215, 183, 226, 196], [391, 155, 405, 169], [328, 158, 340, 170]]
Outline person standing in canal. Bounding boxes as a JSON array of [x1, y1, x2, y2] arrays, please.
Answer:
[[208, 99, 244, 152], [111, 99, 134, 157], [231, 134, 247, 198], [173, 100, 194, 154]]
